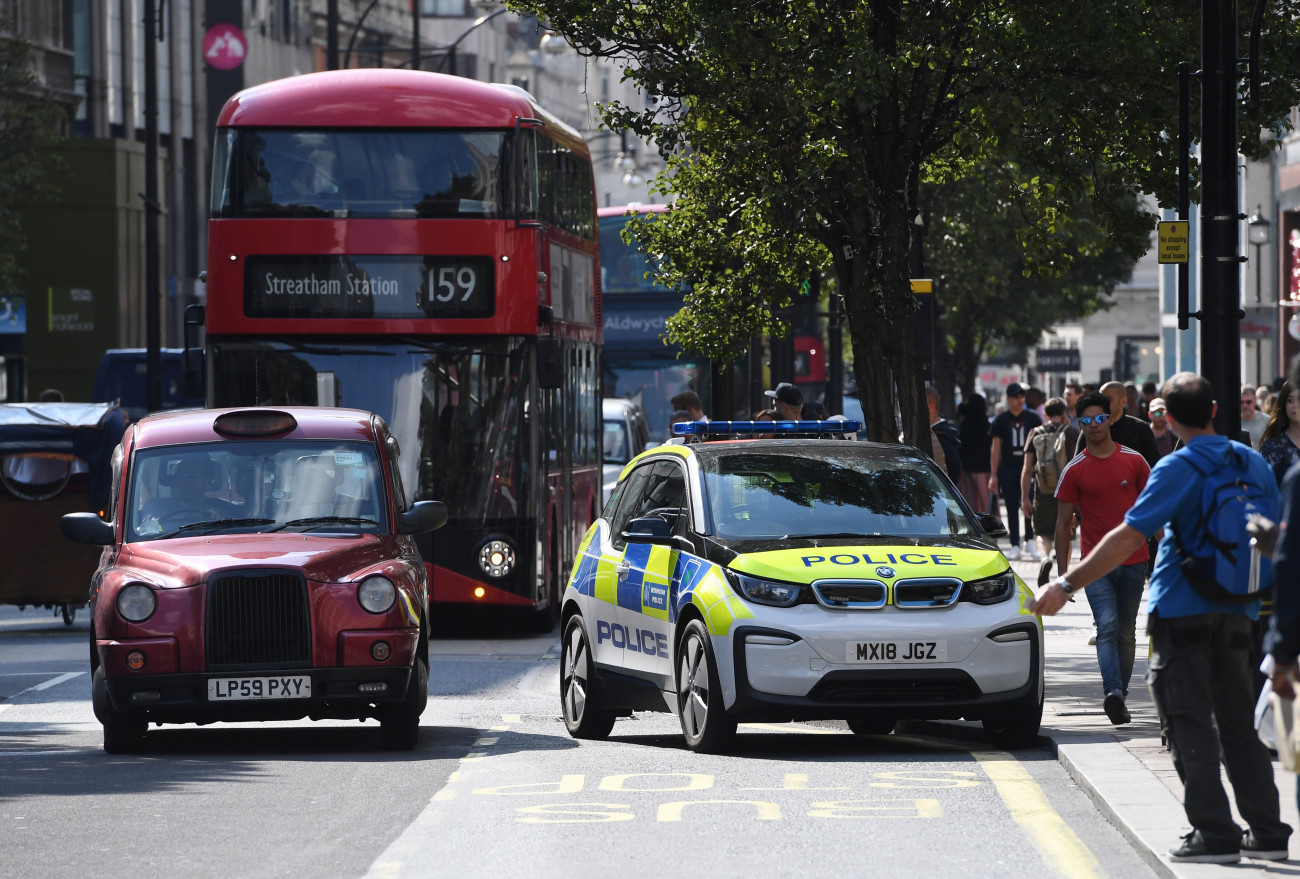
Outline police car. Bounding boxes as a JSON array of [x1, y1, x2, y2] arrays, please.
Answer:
[[559, 421, 1043, 752]]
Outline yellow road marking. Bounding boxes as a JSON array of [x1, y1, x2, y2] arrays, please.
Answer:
[[974, 751, 1103, 879], [501, 713, 522, 723]]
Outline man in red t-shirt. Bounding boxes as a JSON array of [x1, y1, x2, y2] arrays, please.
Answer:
[[1053, 391, 1151, 725]]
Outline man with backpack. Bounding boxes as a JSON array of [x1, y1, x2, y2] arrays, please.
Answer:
[[927, 387, 962, 484], [1050, 391, 1151, 726], [1020, 397, 1079, 585], [1032, 373, 1290, 864]]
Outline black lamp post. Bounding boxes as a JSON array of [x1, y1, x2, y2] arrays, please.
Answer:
[[1249, 206, 1272, 383]]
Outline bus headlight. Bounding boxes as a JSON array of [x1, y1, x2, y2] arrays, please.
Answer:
[[116, 583, 157, 622], [477, 537, 516, 579], [357, 576, 396, 614]]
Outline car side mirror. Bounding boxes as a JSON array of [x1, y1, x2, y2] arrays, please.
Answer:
[[61, 511, 114, 546], [978, 513, 1008, 539], [399, 500, 448, 534], [623, 517, 692, 553]]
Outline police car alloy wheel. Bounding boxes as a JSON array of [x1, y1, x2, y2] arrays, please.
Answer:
[[676, 619, 737, 752], [561, 616, 616, 739], [980, 671, 1044, 749]]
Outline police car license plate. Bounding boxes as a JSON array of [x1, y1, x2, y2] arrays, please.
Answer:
[[207, 675, 311, 701], [846, 640, 947, 663]]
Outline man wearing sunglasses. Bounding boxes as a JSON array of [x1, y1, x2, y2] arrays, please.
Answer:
[[1051, 391, 1151, 727], [1074, 380, 1160, 468]]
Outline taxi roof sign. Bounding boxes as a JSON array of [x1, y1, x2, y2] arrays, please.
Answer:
[[1158, 221, 1189, 264]]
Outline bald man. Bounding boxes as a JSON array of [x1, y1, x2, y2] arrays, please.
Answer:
[[1075, 380, 1159, 467]]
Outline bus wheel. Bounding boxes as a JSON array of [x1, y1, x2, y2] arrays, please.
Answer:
[[560, 615, 615, 739], [379, 657, 427, 751]]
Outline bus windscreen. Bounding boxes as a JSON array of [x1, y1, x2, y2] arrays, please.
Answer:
[[212, 129, 507, 219]]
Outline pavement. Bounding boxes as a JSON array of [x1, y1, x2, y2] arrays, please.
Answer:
[[925, 546, 1300, 879]]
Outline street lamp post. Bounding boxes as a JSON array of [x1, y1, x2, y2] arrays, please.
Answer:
[[1249, 206, 1272, 383]]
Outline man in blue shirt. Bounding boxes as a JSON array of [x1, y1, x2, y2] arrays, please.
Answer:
[[1032, 372, 1290, 864]]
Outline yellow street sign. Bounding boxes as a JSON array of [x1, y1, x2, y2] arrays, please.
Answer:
[[1157, 221, 1189, 264], [910, 278, 933, 294]]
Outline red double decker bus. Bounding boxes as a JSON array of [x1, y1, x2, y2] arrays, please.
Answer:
[[200, 69, 601, 626]]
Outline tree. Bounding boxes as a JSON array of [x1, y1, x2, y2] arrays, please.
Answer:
[[0, 20, 61, 298], [516, 0, 1300, 444], [923, 161, 1140, 399]]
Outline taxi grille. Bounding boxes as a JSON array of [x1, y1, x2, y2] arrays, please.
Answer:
[[206, 570, 311, 669]]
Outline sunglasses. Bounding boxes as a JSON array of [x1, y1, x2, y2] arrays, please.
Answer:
[[1078, 413, 1111, 426], [1148, 408, 1166, 417]]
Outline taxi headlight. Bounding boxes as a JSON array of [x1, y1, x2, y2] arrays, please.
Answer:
[[728, 571, 805, 608], [116, 583, 157, 622], [964, 571, 1016, 605], [357, 576, 396, 614]]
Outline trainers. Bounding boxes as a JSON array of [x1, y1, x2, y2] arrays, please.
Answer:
[[1024, 545, 1040, 561], [1005, 545, 1021, 561], [1088, 632, 1097, 646], [1169, 831, 1240, 863], [1242, 831, 1289, 861], [1037, 556, 1053, 587], [1103, 690, 1131, 725]]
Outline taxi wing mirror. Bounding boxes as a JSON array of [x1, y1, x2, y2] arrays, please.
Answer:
[[978, 513, 1008, 539], [399, 500, 448, 534], [61, 511, 114, 546]]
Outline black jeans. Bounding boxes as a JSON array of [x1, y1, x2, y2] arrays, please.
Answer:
[[996, 466, 1032, 547], [1148, 612, 1291, 846]]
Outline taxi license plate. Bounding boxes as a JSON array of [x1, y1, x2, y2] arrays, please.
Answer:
[[207, 676, 311, 701], [846, 640, 947, 663]]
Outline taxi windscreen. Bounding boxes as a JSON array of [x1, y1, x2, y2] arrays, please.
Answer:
[[126, 440, 388, 541], [701, 452, 974, 540]]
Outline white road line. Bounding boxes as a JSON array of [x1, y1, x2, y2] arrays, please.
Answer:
[[0, 670, 85, 715]]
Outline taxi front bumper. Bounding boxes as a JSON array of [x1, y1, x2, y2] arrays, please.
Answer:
[[725, 619, 1041, 723]]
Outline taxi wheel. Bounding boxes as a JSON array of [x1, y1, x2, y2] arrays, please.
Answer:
[[560, 616, 615, 739], [847, 715, 896, 736], [676, 619, 736, 752], [981, 686, 1044, 750], [93, 666, 146, 754], [379, 657, 428, 751]]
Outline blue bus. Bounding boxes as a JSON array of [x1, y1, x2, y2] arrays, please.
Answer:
[[599, 204, 709, 440]]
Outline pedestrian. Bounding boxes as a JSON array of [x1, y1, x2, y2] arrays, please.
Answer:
[[1146, 397, 1179, 460], [1075, 380, 1160, 467], [988, 383, 1042, 560], [1050, 391, 1150, 724], [765, 382, 803, 420], [1124, 382, 1142, 420], [1025, 386, 1047, 421], [1142, 380, 1159, 417], [1242, 384, 1272, 450], [1063, 381, 1083, 429], [926, 387, 962, 485], [670, 389, 708, 423], [957, 393, 992, 514], [1033, 372, 1291, 864], [1258, 384, 1275, 416], [1259, 381, 1300, 485], [1021, 397, 1079, 584], [801, 400, 827, 420], [1267, 378, 1300, 831]]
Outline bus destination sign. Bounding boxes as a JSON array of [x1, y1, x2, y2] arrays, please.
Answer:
[[244, 255, 495, 320]]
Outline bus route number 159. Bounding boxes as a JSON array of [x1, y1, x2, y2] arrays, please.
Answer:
[[421, 256, 493, 317]]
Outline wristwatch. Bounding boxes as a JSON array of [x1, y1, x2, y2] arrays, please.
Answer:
[[1056, 576, 1075, 596]]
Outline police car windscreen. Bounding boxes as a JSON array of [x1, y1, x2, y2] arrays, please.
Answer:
[[702, 452, 974, 539]]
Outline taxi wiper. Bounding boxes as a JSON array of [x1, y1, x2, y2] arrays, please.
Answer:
[[268, 516, 379, 532], [158, 517, 276, 538]]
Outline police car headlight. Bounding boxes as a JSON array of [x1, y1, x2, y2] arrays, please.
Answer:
[[116, 583, 157, 622], [964, 571, 1017, 605], [477, 537, 516, 579], [357, 576, 396, 614], [728, 571, 805, 608]]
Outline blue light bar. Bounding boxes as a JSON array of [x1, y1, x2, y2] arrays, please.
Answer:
[[671, 420, 863, 436]]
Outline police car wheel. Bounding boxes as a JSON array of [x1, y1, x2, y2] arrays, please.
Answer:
[[676, 619, 736, 752], [560, 616, 615, 739], [93, 666, 146, 754], [847, 715, 896, 736], [981, 686, 1044, 750]]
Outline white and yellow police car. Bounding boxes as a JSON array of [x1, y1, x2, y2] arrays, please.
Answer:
[[559, 420, 1043, 752]]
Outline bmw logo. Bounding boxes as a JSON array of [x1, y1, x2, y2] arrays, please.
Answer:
[[875, 566, 895, 578]]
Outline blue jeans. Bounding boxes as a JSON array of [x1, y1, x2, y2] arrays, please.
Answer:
[[1084, 563, 1146, 696]]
